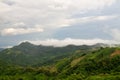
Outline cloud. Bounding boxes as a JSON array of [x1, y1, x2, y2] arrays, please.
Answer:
[[48, 0, 116, 12], [0, 0, 119, 48], [110, 29, 120, 41], [2, 0, 15, 6], [0, 1, 11, 13], [27, 38, 118, 47], [33, 15, 118, 30], [13, 22, 25, 27], [71, 15, 118, 24], [0, 0, 117, 32], [1, 27, 44, 36]]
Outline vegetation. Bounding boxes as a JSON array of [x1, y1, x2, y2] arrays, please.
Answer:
[[0, 42, 120, 80]]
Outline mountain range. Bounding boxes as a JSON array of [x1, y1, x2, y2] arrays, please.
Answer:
[[0, 48, 4, 52], [0, 42, 103, 66], [0, 42, 120, 80]]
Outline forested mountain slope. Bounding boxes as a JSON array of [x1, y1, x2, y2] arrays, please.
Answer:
[[0, 42, 98, 66], [0, 42, 120, 80], [0, 48, 4, 52]]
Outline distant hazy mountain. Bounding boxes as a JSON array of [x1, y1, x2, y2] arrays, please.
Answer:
[[0, 48, 4, 52], [0, 42, 115, 66], [0, 42, 104, 66], [0, 42, 120, 80]]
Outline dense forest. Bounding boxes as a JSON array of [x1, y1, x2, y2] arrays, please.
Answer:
[[0, 42, 120, 80]]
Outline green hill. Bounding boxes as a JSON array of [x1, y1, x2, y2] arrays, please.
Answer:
[[0, 42, 95, 66], [56, 47, 120, 80], [0, 48, 4, 52], [0, 42, 120, 80]]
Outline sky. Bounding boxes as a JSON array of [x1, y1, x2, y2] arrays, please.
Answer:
[[0, 0, 120, 47]]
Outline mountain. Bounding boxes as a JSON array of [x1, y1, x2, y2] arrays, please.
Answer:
[[0, 42, 100, 66], [0, 48, 4, 52], [0, 44, 120, 80], [91, 43, 109, 48]]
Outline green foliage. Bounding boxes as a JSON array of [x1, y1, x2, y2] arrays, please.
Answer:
[[0, 42, 92, 66], [0, 43, 120, 80], [86, 74, 120, 80]]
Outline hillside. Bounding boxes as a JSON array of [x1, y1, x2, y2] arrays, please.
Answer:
[[0, 48, 4, 52], [0, 42, 97, 66], [0, 43, 120, 80], [56, 47, 120, 80]]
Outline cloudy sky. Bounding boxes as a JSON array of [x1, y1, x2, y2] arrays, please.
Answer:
[[0, 0, 120, 47]]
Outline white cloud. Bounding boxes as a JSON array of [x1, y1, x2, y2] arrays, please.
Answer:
[[13, 22, 25, 27], [0, 0, 117, 32], [110, 29, 120, 41], [48, 0, 116, 12], [36, 15, 118, 29], [27, 38, 118, 47], [0, 0, 119, 48], [71, 15, 117, 24], [1, 27, 44, 36], [0, 1, 11, 13]]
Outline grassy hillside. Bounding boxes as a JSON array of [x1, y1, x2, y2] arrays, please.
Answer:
[[0, 43, 120, 80], [0, 42, 95, 66]]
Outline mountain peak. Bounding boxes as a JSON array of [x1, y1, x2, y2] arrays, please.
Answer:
[[12, 41, 36, 50], [19, 41, 34, 46]]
